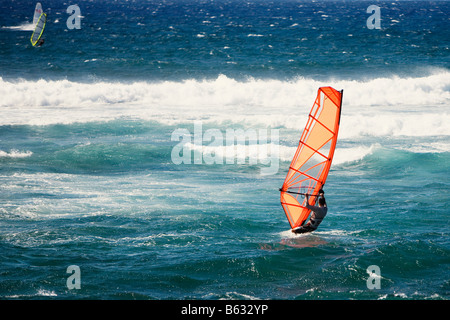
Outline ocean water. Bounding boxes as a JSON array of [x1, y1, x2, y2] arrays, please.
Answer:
[[0, 0, 449, 301]]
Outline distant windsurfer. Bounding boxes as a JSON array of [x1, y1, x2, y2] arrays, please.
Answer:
[[292, 189, 327, 234], [37, 39, 44, 46]]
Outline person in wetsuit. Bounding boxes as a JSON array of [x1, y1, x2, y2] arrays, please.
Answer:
[[292, 189, 327, 234]]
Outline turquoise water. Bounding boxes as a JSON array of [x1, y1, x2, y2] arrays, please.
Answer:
[[0, 0, 449, 300]]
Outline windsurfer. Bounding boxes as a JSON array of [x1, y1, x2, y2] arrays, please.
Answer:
[[292, 189, 327, 234]]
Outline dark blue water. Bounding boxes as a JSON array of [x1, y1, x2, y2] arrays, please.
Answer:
[[0, 0, 449, 300], [1, 0, 449, 81]]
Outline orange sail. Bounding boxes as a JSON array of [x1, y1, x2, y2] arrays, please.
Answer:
[[280, 87, 343, 229]]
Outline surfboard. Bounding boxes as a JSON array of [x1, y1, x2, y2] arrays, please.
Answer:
[[280, 87, 343, 229]]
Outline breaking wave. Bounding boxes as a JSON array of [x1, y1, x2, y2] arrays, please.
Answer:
[[1, 70, 449, 141]]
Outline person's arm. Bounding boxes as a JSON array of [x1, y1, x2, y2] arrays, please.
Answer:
[[304, 194, 314, 210]]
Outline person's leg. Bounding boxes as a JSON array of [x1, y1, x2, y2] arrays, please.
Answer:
[[292, 225, 314, 234]]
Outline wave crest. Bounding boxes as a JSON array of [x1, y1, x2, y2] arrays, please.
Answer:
[[1, 71, 449, 141], [0, 150, 33, 158]]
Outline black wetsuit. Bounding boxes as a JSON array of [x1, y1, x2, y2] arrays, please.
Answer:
[[292, 202, 328, 234]]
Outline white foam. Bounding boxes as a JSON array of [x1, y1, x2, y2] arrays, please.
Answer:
[[181, 142, 379, 165], [37, 289, 57, 297], [397, 141, 450, 153], [2, 23, 35, 31], [340, 112, 450, 139], [0, 150, 33, 158], [184, 142, 285, 162], [333, 145, 376, 165], [278, 229, 298, 238], [1, 71, 449, 140]]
